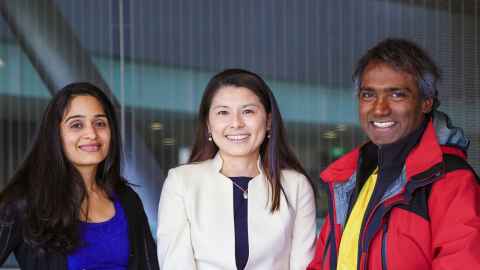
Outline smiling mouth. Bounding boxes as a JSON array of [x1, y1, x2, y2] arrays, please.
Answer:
[[79, 144, 102, 152], [371, 121, 395, 128], [225, 134, 250, 142]]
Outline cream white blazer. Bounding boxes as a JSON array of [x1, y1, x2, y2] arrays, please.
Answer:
[[157, 154, 316, 270]]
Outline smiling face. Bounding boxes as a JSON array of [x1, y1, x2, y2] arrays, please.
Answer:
[[60, 95, 111, 172], [208, 86, 271, 162], [358, 62, 433, 145]]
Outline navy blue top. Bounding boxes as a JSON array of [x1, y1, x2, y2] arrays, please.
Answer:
[[67, 198, 130, 270], [230, 176, 252, 270]]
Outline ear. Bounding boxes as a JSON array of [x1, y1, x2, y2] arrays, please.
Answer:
[[421, 97, 434, 114], [206, 120, 211, 133], [266, 113, 272, 131]]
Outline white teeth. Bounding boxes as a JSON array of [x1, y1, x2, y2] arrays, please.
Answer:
[[79, 145, 100, 152], [226, 135, 249, 141], [373, 121, 395, 128]]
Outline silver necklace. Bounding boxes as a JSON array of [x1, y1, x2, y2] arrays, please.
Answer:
[[231, 180, 248, 199]]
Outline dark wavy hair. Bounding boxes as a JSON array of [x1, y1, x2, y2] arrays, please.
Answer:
[[0, 82, 125, 253], [189, 69, 312, 212], [353, 38, 441, 110]]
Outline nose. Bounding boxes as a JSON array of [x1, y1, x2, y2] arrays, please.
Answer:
[[372, 96, 391, 116], [84, 123, 98, 139], [230, 112, 245, 128]]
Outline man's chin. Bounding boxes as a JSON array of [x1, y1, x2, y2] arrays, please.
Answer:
[[369, 135, 399, 146]]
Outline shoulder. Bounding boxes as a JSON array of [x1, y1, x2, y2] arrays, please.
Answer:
[[281, 169, 309, 183], [165, 160, 216, 184], [320, 147, 360, 182], [0, 196, 26, 224], [430, 158, 479, 202], [280, 169, 314, 194], [433, 154, 480, 188], [0, 184, 27, 223], [116, 182, 143, 206], [443, 154, 479, 182], [169, 160, 213, 176]]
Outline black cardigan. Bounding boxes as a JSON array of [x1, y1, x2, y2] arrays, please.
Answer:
[[0, 184, 159, 270]]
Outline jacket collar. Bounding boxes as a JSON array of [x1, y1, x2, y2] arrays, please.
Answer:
[[404, 118, 443, 180], [321, 111, 470, 183], [376, 118, 426, 171], [320, 147, 360, 182], [211, 152, 265, 178]]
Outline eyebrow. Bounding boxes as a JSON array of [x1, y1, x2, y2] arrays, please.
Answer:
[[211, 105, 229, 110], [387, 87, 412, 92], [358, 87, 373, 91], [211, 103, 259, 109], [359, 86, 412, 93], [64, 114, 107, 123], [241, 103, 259, 108]]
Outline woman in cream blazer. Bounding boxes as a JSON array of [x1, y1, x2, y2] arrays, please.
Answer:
[[157, 69, 316, 270]]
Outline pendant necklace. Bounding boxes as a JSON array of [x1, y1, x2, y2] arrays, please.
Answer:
[[231, 180, 248, 199]]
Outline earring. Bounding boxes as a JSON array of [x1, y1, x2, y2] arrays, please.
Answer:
[[267, 133, 271, 139], [208, 133, 213, 141]]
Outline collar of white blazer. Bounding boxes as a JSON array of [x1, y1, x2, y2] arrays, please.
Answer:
[[212, 152, 265, 178]]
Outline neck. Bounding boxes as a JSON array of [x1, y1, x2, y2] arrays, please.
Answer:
[[219, 152, 260, 177], [376, 117, 428, 167], [77, 166, 98, 193]]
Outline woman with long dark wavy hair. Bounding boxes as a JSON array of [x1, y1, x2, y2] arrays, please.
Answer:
[[157, 69, 316, 269], [0, 82, 158, 270]]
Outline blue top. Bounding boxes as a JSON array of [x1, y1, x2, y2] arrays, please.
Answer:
[[67, 198, 130, 270], [230, 176, 252, 270]]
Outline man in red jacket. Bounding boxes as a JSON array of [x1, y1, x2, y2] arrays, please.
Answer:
[[308, 38, 480, 270]]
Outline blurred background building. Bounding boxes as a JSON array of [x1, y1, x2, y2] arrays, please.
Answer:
[[0, 0, 479, 267]]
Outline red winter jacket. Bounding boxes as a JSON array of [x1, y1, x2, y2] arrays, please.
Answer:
[[308, 116, 480, 270]]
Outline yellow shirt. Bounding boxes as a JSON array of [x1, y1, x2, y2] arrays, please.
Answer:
[[337, 168, 378, 270]]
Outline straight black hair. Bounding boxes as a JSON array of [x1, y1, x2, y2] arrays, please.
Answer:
[[0, 82, 125, 253]]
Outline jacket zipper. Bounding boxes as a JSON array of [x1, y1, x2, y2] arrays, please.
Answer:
[[358, 169, 444, 270], [327, 183, 339, 270], [359, 196, 403, 270], [381, 221, 389, 270]]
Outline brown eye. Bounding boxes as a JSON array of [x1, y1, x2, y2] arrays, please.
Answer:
[[391, 90, 408, 100], [94, 120, 108, 128], [243, 109, 254, 115], [359, 90, 375, 101], [70, 122, 83, 129]]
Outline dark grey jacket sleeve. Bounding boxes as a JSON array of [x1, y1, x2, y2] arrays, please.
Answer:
[[0, 202, 22, 266]]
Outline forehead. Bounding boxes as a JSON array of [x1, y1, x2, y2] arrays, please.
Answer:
[[63, 95, 105, 117], [360, 62, 419, 93], [210, 86, 262, 107]]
